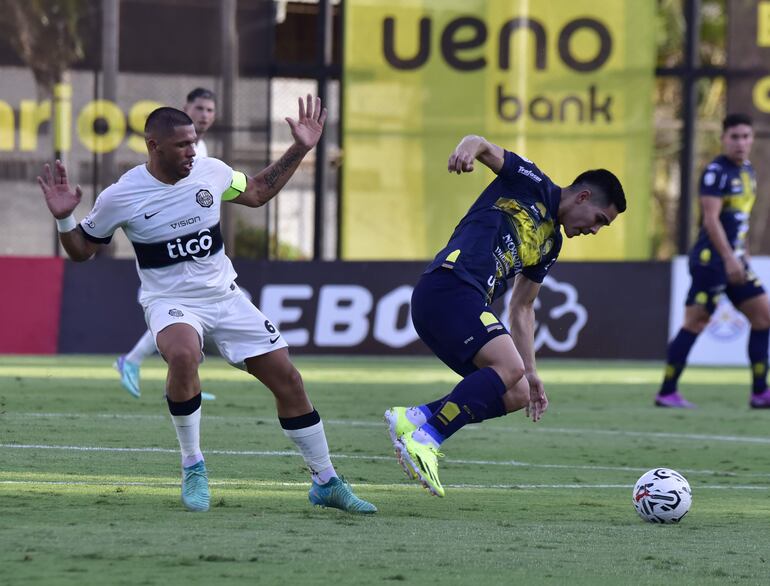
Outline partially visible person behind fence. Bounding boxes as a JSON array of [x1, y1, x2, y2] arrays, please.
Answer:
[[655, 113, 770, 409], [114, 87, 218, 400], [183, 87, 216, 159]]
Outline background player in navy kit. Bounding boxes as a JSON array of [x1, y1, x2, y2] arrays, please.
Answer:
[[655, 114, 770, 409], [385, 134, 626, 497], [38, 96, 376, 514]]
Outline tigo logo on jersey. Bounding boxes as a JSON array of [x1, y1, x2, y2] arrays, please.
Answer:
[[167, 228, 214, 260], [196, 189, 214, 208], [132, 222, 223, 268], [168, 309, 184, 317]]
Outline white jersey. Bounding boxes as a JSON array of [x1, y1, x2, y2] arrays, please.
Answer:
[[195, 138, 208, 159], [80, 158, 246, 305]]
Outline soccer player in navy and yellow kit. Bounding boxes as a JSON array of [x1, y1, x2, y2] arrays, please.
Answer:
[[656, 114, 770, 409], [385, 135, 627, 497]]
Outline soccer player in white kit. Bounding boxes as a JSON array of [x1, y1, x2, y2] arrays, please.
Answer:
[[38, 96, 377, 514], [114, 88, 218, 400]]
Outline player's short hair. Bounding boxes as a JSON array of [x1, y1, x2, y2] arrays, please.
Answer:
[[723, 113, 752, 132], [144, 107, 193, 138], [186, 87, 217, 104], [571, 169, 627, 213]]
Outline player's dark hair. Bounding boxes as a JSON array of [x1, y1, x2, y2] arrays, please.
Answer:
[[723, 113, 752, 132], [144, 107, 193, 137], [186, 87, 217, 103], [571, 169, 627, 213]]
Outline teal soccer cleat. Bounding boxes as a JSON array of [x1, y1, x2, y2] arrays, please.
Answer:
[[181, 460, 210, 512], [201, 392, 217, 401], [113, 355, 140, 398], [308, 477, 377, 514]]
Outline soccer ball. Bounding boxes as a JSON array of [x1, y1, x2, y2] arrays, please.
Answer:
[[632, 468, 692, 524]]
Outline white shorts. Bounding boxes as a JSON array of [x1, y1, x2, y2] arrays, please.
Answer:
[[144, 285, 288, 366]]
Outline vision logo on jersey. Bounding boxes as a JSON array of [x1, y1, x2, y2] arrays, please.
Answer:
[[196, 189, 214, 208], [170, 216, 201, 230]]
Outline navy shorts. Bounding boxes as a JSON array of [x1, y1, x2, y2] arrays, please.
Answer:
[[686, 258, 765, 314], [411, 269, 509, 377]]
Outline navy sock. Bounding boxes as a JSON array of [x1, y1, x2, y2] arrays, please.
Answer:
[[423, 367, 507, 444], [659, 329, 698, 395], [278, 409, 321, 430], [166, 393, 202, 415], [419, 395, 450, 419], [748, 329, 769, 394]]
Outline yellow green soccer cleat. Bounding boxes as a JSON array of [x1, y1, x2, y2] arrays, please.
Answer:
[[384, 406, 418, 444], [384, 407, 418, 479], [395, 433, 445, 497]]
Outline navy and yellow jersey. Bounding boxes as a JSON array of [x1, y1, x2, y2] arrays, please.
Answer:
[[690, 154, 757, 266], [425, 150, 562, 303]]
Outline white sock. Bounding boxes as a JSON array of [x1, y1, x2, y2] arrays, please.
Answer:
[[170, 407, 203, 468], [406, 407, 428, 427], [412, 428, 440, 449], [126, 330, 157, 364], [282, 420, 337, 484]]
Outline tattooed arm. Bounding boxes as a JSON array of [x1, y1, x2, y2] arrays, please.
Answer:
[[232, 143, 308, 208], [229, 94, 327, 208]]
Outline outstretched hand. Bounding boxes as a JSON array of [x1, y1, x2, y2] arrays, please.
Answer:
[[724, 255, 747, 285], [38, 160, 83, 219], [525, 372, 549, 423], [286, 94, 328, 151]]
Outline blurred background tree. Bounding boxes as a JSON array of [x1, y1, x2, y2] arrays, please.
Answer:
[[0, 0, 91, 98], [0, 0, 92, 161]]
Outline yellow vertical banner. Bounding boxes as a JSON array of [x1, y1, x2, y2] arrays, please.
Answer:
[[343, 0, 655, 260]]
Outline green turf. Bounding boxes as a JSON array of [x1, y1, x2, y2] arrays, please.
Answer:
[[1, 355, 769, 585]]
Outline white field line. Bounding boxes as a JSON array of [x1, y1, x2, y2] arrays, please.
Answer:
[[8, 411, 770, 445], [3, 442, 770, 480], [0, 478, 766, 491]]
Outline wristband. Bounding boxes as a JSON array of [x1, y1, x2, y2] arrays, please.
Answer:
[[56, 215, 77, 233]]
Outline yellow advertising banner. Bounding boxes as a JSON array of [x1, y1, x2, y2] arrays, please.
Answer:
[[342, 0, 655, 260]]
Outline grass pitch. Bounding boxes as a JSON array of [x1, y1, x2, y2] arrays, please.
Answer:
[[2, 355, 770, 585]]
